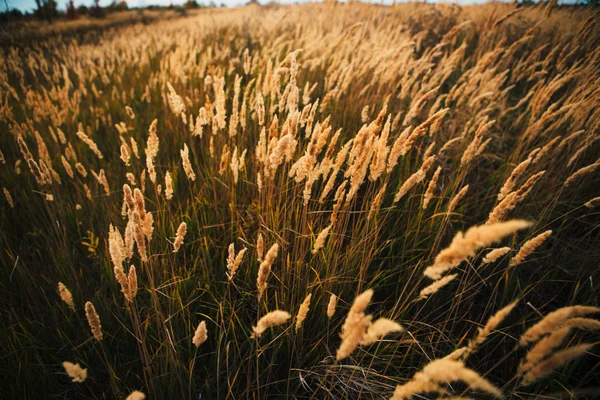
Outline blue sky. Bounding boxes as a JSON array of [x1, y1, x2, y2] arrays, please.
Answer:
[[6, 0, 493, 13]]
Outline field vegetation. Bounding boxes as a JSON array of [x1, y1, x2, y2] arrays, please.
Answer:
[[1, 2, 599, 399]]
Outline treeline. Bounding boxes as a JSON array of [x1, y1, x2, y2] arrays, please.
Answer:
[[0, 0, 234, 24]]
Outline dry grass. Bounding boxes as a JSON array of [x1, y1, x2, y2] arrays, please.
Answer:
[[0, 1, 599, 398]]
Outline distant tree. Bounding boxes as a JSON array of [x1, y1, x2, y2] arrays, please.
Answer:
[[34, 0, 58, 22], [185, 0, 199, 9], [107, 0, 128, 11], [77, 4, 89, 14], [66, 0, 78, 19], [0, 7, 24, 22], [90, 0, 104, 18]]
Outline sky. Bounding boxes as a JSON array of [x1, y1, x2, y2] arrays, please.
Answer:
[[6, 0, 494, 13]]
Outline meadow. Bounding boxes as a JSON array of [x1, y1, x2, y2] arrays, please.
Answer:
[[1, 2, 600, 399]]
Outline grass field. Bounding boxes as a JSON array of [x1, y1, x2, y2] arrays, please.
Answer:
[[1, 2, 600, 399]]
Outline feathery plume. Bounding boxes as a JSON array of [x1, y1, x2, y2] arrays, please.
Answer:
[[192, 321, 208, 347], [128, 265, 137, 300], [256, 233, 264, 262], [387, 126, 412, 173], [295, 294, 312, 332], [252, 310, 291, 338], [58, 282, 75, 310], [368, 183, 387, 220], [446, 184, 469, 216], [423, 166, 441, 210], [62, 362, 87, 383], [509, 230, 552, 267], [126, 391, 146, 400], [584, 196, 600, 208], [256, 91, 265, 126], [257, 243, 279, 299], [392, 359, 502, 400], [419, 274, 458, 300], [132, 211, 148, 262], [166, 82, 185, 115], [227, 244, 247, 281], [520, 306, 600, 346], [120, 144, 131, 166], [424, 220, 532, 279], [520, 326, 573, 374], [312, 225, 331, 254], [327, 294, 337, 318], [489, 171, 545, 224], [165, 171, 173, 200], [337, 289, 373, 360], [76, 131, 103, 159], [468, 301, 517, 353], [85, 301, 103, 341], [564, 159, 600, 187], [520, 344, 594, 386], [173, 222, 187, 253], [498, 157, 531, 201], [3, 187, 14, 208], [61, 156, 74, 179], [360, 318, 403, 345], [180, 144, 196, 181], [482, 247, 511, 264], [75, 163, 87, 177], [394, 170, 424, 203]]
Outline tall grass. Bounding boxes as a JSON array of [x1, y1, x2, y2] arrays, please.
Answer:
[[0, 2, 599, 398]]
